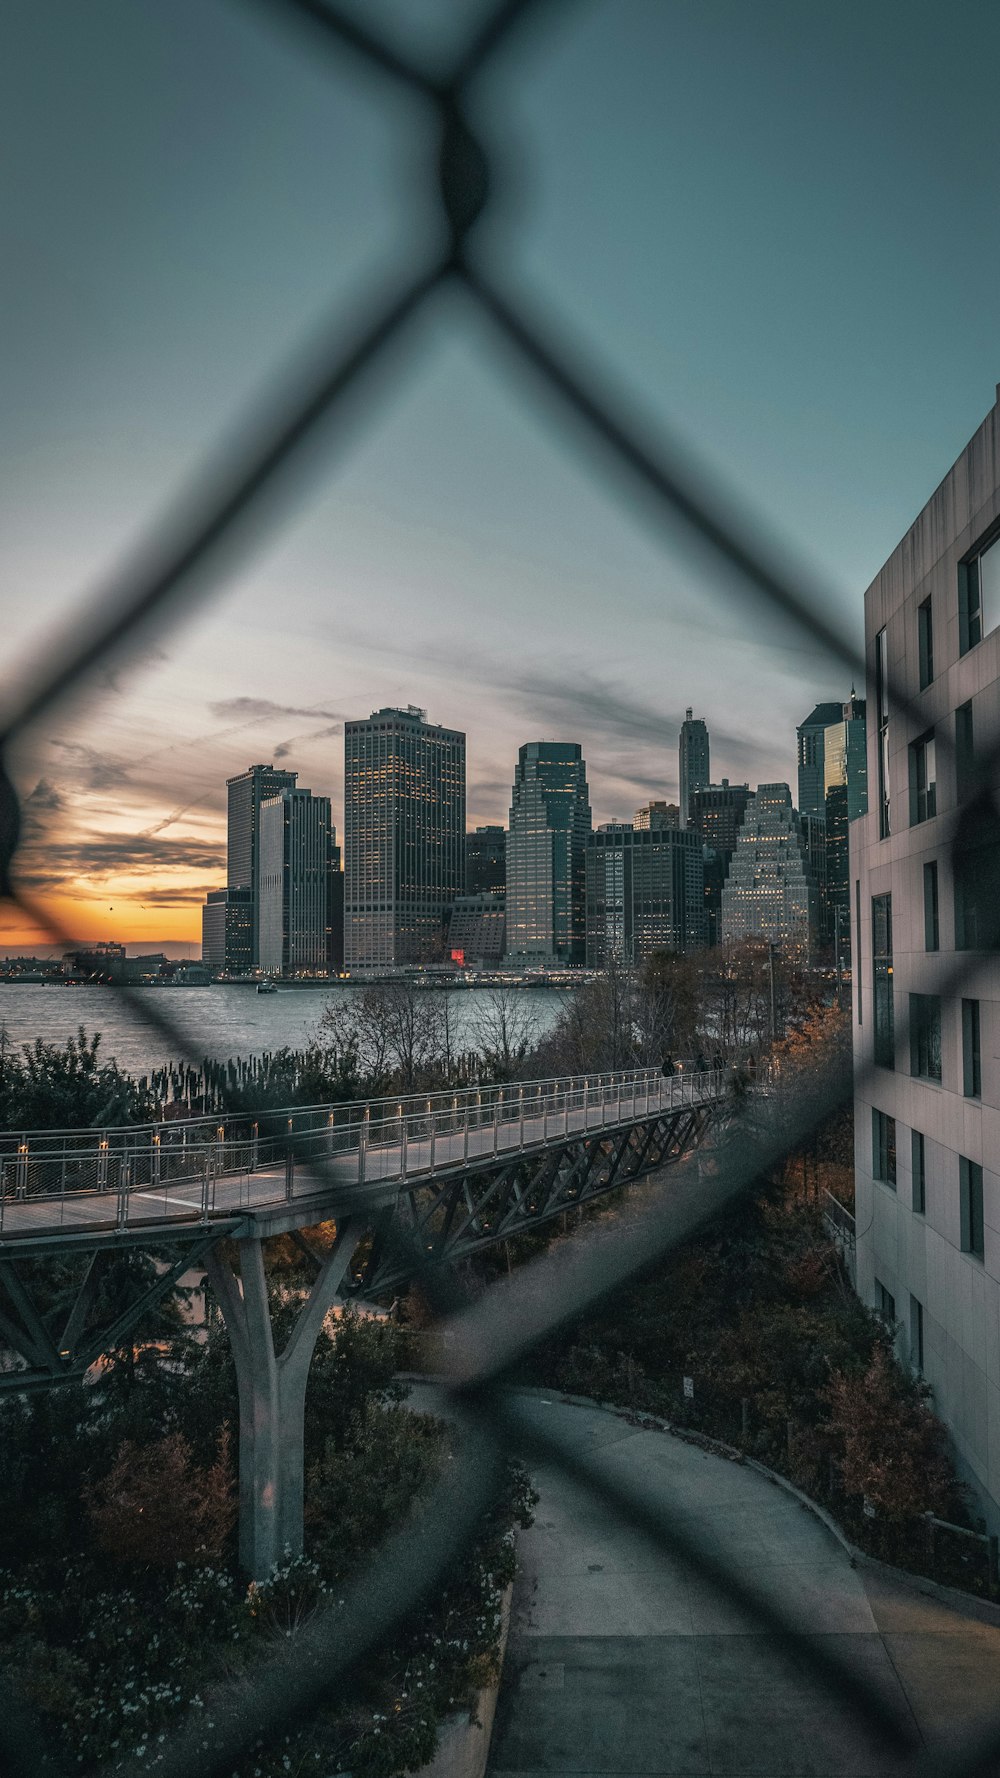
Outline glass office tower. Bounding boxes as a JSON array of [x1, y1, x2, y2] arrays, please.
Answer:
[[344, 707, 466, 969], [506, 742, 591, 965]]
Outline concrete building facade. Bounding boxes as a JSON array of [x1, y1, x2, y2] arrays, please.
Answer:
[[506, 742, 591, 966], [585, 823, 705, 967], [851, 390, 1000, 1525], [343, 707, 466, 970]]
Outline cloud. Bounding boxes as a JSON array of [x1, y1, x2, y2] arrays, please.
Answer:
[[14, 831, 226, 898], [49, 740, 133, 791], [208, 697, 341, 724], [133, 883, 220, 907], [273, 723, 342, 759]]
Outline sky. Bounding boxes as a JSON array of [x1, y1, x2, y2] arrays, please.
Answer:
[[3, 0, 1000, 952]]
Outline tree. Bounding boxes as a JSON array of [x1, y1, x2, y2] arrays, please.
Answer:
[[84, 1425, 236, 1566], [469, 985, 539, 1081], [822, 1346, 957, 1523], [319, 983, 450, 1096], [0, 1028, 154, 1131]]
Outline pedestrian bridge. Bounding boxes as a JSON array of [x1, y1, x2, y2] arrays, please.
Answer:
[[0, 1063, 729, 1577], [0, 1065, 727, 1254]]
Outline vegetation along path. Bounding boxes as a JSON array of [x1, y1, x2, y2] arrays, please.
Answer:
[[485, 1395, 1000, 1778]]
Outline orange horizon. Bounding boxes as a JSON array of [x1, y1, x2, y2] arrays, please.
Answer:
[[0, 891, 204, 955]]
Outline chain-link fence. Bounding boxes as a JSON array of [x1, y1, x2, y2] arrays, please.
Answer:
[[2, 4, 1000, 1776]]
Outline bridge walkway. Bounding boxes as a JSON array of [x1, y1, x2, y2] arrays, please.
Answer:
[[0, 1069, 725, 1247]]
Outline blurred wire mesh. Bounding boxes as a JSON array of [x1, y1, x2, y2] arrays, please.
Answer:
[[2, 3, 999, 1777]]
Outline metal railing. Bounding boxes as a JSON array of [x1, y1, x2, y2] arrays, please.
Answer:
[[0, 1065, 726, 1237]]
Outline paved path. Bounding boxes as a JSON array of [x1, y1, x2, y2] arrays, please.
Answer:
[[488, 1396, 1000, 1778]]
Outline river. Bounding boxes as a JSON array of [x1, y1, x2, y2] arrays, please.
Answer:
[[0, 983, 568, 1079]]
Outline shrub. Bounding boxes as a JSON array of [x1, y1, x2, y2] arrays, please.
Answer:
[[84, 1426, 236, 1567]]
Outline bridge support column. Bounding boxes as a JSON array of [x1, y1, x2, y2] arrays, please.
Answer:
[[206, 1221, 359, 1580]]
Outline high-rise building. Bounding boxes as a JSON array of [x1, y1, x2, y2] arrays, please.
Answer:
[[689, 780, 753, 946], [344, 707, 466, 970], [258, 789, 341, 976], [466, 825, 506, 897], [796, 703, 843, 820], [852, 389, 1000, 1526], [585, 823, 704, 967], [633, 800, 680, 831], [446, 894, 506, 968], [720, 783, 819, 954], [505, 742, 591, 965], [823, 695, 868, 959], [201, 887, 253, 975], [226, 764, 298, 965], [678, 709, 710, 828]]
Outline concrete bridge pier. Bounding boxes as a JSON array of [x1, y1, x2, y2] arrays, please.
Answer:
[[206, 1222, 359, 1579]]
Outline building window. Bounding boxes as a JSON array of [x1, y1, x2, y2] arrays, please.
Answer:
[[910, 1296, 924, 1373], [910, 993, 942, 1081], [959, 531, 1000, 654], [923, 861, 939, 951], [875, 1278, 897, 1324], [918, 598, 934, 689], [960, 1156, 985, 1259], [875, 626, 890, 837], [873, 1108, 896, 1186], [855, 878, 862, 1024], [962, 999, 982, 1098], [908, 732, 937, 824], [872, 893, 893, 1066], [912, 1129, 926, 1213], [954, 807, 1000, 950], [956, 700, 975, 804]]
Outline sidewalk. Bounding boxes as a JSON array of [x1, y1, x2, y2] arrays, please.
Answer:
[[487, 1396, 1000, 1777]]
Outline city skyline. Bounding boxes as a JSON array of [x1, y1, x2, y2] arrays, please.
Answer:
[[6, 2, 1000, 951]]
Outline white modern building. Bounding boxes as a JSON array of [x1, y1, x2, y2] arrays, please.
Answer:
[[852, 387, 1000, 1523]]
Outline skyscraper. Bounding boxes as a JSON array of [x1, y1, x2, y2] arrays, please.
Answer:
[[506, 742, 591, 965], [258, 788, 341, 976], [226, 763, 298, 966], [344, 706, 466, 969], [796, 703, 843, 820], [585, 823, 704, 967], [823, 694, 868, 958], [201, 887, 253, 975], [466, 825, 506, 897], [721, 783, 819, 954], [633, 800, 680, 831], [688, 780, 752, 946], [678, 709, 710, 828]]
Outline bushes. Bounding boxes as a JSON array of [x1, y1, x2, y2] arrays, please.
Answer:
[[84, 1427, 236, 1567], [0, 1305, 533, 1776], [530, 1183, 971, 1575], [0, 1027, 155, 1129]]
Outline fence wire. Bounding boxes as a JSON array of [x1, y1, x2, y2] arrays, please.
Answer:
[[2, 3, 999, 1776]]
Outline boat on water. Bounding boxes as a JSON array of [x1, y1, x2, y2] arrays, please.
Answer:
[[256, 977, 278, 995]]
